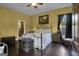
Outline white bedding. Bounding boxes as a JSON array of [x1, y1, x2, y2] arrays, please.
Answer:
[[22, 29, 52, 50], [22, 32, 52, 50]]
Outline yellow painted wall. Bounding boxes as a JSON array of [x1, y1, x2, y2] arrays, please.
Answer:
[[30, 6, 72, 33], [0, 6, 31, 37], [0, 6, 72, 38]]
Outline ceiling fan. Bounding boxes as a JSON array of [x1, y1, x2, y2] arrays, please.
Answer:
[[26, 3, 43, 8]]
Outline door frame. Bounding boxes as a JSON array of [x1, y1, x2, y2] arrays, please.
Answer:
[[17, 20, 26, 39]]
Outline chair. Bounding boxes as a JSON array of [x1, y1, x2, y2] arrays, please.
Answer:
[[0, 43, 8, 56]]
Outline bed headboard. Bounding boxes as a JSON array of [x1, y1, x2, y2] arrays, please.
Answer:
[[36, 25, 52, 30], [34, 25, 52, 33]]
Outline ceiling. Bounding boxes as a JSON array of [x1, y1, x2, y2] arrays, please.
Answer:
[[0, 3, 72, 16]]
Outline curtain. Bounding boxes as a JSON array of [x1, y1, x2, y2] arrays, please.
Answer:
[[65, 13, 72, 38], [58, 15, 64, 30], [58, 13, 72, 41], [58, 14, 64, 41]]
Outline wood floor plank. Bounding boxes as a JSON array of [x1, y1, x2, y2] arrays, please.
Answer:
[[8, 43, 79, 56]]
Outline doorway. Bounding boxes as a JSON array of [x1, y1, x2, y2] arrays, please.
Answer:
[[17, 20, 26, 39]]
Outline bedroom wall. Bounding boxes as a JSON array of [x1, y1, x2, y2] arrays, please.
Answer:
[[0, 6, 31, 38], [0, 6, 72, 40], [30, 6, 72, 33]]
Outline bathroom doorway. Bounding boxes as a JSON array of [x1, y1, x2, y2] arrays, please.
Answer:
[[17, 20, 26, 39]]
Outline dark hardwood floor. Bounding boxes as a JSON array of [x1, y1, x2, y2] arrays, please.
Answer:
[[8, 42, 79, 56], [8, 44, 19, 56]]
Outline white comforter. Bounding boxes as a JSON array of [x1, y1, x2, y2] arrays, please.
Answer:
[[22, 32, 52, 50]]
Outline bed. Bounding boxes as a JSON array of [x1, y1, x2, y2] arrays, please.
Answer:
[[22, 25, 52, 50]]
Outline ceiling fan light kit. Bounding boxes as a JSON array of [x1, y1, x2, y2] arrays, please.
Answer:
[[31, 3, 37, 6], [26, 3, 43, 8]]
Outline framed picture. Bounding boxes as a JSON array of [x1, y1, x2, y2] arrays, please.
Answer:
[[39, 15, 49, 24]]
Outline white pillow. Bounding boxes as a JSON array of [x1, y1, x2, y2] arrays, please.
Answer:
[[0, 46, 4, 54]]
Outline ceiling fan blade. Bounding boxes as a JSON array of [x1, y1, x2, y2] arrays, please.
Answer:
[[26, 3, 43, 8], [26, 4, 31, 7], [38, 3, 43, 5]]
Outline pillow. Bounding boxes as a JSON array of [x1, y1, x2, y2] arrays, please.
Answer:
[[0, 46, 4, 54]]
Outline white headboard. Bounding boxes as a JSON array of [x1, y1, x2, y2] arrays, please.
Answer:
[[36, 25, 52, 29], [34, 25, 52, 33]]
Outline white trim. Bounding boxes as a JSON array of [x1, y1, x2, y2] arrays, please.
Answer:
[[17, 20, 26, 40]]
